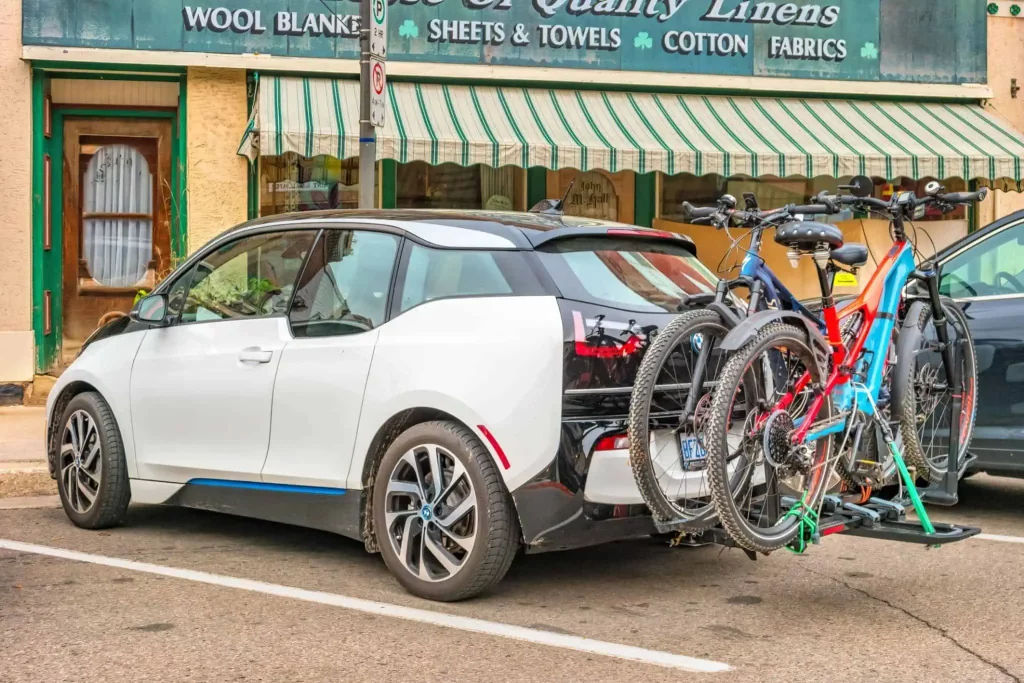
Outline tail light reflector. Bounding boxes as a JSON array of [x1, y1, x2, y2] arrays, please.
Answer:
[[595, 434, 630, 451], [572, 311, 643, 358]]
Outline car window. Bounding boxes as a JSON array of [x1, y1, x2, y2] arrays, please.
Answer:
[[289, 230, 400, 337], [180, 231, 316, 324], [536, 237, 718, 313], [400, 245, 538, 312], [941, 221, 1024, 299]]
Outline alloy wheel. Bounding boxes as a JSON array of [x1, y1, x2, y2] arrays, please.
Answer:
[[60, 410, 102, 514], [384, 444, 477, 583]]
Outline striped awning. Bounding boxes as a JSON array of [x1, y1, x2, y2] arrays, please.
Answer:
[[240, 76, 1024, 184]]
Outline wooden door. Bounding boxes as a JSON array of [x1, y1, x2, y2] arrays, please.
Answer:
[[62, 119, 172, 363]]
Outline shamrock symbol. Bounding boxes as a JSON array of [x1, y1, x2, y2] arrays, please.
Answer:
[[634, 32, 653, 50], [399, 19, 418, 38], [1012, 4, 1021, 16], [860, 42, 878, 59], [987, 3, 999, 14]]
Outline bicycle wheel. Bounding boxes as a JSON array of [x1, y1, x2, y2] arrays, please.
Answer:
[[629, 309, 730, 530], [705, 323, 834, 553], [893, 298, 978, 484]]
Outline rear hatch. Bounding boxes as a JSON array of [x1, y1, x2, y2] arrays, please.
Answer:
[[533, 229, 721, 421]]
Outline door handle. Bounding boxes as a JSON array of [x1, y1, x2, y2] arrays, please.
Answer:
[[239, 347, 273, 364]]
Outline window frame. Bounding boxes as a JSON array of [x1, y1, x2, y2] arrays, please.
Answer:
[[939, 217, 1024, 302], [286, 226, 404, 338]]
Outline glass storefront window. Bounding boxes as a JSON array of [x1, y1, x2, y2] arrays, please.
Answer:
[[660, 174, 967, 223], [397, 162, 523, 211], [260, 154, 366, 216]]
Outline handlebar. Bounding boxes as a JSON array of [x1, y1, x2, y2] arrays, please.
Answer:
[[790, 204, 833, 215]]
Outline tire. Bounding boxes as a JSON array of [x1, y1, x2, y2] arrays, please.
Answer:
[[705, 323, 833, 554], [372, 421, 519, 602], [629, 309, 727, 530], [56, 392, 131, 530], [893, 299, 978, 484]]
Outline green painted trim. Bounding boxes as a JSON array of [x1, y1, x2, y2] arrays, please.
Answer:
[[381, 159, 397, 209], [31, 69, 50, 371], [176, 78, 189, 257], [53, 108, 175, 118], [41, 72, 182, 83], [968, 180, 978, 234], [31, 61, 186, 74], [246, 76, 259, 221], [634, 173, 656, 228], [526, 167, 547, 210]]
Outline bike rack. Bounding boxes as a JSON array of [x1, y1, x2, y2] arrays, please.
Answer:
[[921, 336, 966, 507]]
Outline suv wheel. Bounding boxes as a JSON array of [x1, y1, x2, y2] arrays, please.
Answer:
[[56, 392, 131, 529], [372, 421, 519, 601]]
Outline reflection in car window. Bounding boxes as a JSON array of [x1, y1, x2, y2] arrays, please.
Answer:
[[289, 230, 400, 337], [180, 231, 316, 323], [400, 245, 515, 312], [941, 222, 1024, 299]]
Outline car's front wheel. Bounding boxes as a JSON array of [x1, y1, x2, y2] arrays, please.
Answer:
[[372, 421, 519, 601], [56, 392, 131, 529]]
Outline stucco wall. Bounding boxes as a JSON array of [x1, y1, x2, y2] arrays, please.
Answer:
[[980, 15, 1024, 225], [186, 67, 249, 253], [0, 4, 35, 381]]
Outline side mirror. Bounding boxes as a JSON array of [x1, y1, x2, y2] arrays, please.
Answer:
[[131, 293, 169, 326]]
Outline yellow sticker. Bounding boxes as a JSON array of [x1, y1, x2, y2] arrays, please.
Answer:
[[833, 272, 859, 287]]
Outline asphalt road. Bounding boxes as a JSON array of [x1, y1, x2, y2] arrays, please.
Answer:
[[2, 475, 1024, 682]]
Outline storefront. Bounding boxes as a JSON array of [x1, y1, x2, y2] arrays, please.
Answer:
[[9, 0, 1024, 380]]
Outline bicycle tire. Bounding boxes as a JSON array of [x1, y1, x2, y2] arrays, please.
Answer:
[[705, 322, 834, 553], [629, 309, 726, 530], [893, 298, 978, 484]]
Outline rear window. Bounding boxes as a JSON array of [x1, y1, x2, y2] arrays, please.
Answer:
[[399, 243, 544, 312], [536, 237, 718, 313]]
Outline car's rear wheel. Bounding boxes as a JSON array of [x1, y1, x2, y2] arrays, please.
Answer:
[[372, 421, 519, 602], [56, 392, 131, 529]]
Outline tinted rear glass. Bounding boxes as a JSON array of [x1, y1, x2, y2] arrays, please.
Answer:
[[537, 237, 718, 313]]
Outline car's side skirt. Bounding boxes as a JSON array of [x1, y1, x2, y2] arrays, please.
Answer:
[[165, 480, 364, 542]]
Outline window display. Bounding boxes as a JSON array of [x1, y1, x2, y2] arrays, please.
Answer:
[[260, 154, 364, 215], [397, 162, 522, 211]]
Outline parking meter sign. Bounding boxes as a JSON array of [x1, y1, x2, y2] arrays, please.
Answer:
[[370, 0, 387, 59], [370, 57, 386, 128]]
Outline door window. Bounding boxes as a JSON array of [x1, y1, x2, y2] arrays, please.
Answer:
[[288, 230, 400, 337], [180, 231, 316, 323], [941, 221, 1024, 299], [81, 144, 154, 288]]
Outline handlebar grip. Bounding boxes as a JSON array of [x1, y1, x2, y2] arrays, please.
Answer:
[[939, 188, 989, 204], [684, 203, 719, 219], [790, 204, 832, 215]]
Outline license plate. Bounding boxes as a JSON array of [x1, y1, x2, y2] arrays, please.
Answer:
[[680, 436, 707, 471]]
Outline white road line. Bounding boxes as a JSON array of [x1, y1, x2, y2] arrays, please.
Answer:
[[976, 533, 1024, 545], [0, 538, 730, 674]]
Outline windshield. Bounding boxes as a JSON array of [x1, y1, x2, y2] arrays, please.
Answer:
[[536, 237, 718, 313]]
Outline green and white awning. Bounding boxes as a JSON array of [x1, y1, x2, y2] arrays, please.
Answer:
[[240, 76, 1024, 184]]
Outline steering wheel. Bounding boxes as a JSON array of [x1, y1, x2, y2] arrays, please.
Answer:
[[943, 272, 978, 298], [994, 271, 1024, 293]]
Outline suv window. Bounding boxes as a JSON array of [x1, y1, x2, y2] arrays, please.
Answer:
[[289, 229, 400, 337], [536, 237, 718, 313], [941, 221, 1024, 299], [399, 244, 542, 312], [180, 231, 316, 323]]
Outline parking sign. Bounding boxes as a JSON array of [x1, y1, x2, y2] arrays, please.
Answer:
[[370, 0, 387, 59], [370, 57, 386, 128]]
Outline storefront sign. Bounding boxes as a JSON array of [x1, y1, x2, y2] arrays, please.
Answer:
[[23, 0, 985, 84]]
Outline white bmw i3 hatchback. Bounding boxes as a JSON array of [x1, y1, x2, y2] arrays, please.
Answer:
[[45, 209, 719, 601]]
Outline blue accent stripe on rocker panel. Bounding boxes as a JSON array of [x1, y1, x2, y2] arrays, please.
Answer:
[[187, 479, 347, 496]]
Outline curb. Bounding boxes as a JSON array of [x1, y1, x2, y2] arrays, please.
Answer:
[[0, 495, 60, 510]]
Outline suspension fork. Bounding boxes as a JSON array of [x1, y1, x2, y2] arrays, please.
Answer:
[[911, 269, 959, 393], [679, 278, 763, 431]]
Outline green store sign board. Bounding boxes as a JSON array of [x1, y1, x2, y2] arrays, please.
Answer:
[[23, 0, 986, 84]]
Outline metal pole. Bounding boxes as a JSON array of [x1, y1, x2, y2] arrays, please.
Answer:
[[358, 0, 376, 209]]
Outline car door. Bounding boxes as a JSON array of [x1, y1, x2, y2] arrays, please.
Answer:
[[261, 228, 402, 489], [131, 229, 318, 482], [940, 216, 1024, 474]]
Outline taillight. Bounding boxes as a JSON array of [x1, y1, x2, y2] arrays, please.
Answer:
[[572, 311, 643, 358], [595, 434, 630, 451]]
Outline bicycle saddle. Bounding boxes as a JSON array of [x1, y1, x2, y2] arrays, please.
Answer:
[[774, 221, 844, 251], [830, 243, 868, 268]]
